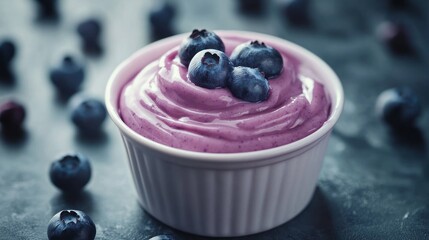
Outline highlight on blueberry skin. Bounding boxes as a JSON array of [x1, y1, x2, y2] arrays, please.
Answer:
[[49, 55, 85, 97], [179, 29, 225, 67], [49, 153, 91, 193], [148, 235, 176, 240], [230, 40, 283, 79], [228, 66, 270, 103], [47, 210, 96, 240], [375, 87, 421, 129], [71, 98, 107, 134], [188, 49, 233, 89]]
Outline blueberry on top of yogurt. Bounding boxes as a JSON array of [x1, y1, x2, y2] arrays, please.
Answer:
[[230, 40, 283, 78], [228, 66, 270, 102], [188, 49, 233, 89], [179, 29, 225, 67]]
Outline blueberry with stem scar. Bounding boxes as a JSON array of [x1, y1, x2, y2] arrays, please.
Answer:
[[50, 55, 85, 97], [179, 29, 225, 67], [188, 49, 233, 89], [49, 153, 92, 193], [230, 40, 283, 79], [47, 210, 96, 240]]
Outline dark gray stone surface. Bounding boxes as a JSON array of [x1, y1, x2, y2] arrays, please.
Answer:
[[1, 0, 429, 239]]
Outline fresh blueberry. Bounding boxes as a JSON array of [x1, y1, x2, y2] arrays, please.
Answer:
[[47, 210, 96, 240], [230, 40, 283, 79], [71, 98, 106, 133], [0, 100, 26, 131], [375, 87, 421, 128], [77, 18, 103, 54], [179, 29, 225, 67], [50, 55, 85, 96], [49, 153, 91, 192], [228, 67, 270, 102], [0, 40, 16, 70], [149, 1, 176, 40], [148, 235, 175, 240], [237, 0, 264, 14], [376, 21, 413, 55], [279, 0, 311, 26], [188, 49, 233, 89], [33, 0, 58, 19]]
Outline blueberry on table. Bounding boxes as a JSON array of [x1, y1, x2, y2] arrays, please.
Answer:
[[230, 40, 283, 79], [71, 98, 107, 133], [279, 0, 311, 26], [179, 29, 225, 67], [149, 1, 176, 41], [188, 49, 233, 89], [228, 67, 270, 102], [376, 21, 413, 55], [0, 40, 16, 74], [375, 87, 421, 129], [47, 210, 96, 240], [0, 100, 26, 131], [77, 18, 103, 54], [237, 0, 264, 14], [149, 235, 175, 240], [33, 0, 58, 19], [50, 153, 91, 192], [50, 55, 85, 97]]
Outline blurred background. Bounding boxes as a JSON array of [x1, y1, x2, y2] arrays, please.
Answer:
[[1, 0, 429, 239]]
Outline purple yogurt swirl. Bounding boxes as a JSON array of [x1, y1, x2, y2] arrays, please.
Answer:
[[119, 35, 331, 153]]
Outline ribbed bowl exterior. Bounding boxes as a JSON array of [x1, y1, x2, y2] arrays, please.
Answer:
[[121, 132, 331, 237]]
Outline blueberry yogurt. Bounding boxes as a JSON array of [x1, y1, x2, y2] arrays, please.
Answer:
[[118, 29, 331, 153]]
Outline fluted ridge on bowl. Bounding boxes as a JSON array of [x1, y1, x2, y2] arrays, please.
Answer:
[[121, 133, 331, 237]]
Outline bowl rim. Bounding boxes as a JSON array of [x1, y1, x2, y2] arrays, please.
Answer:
[[105, 30, 344, 163]]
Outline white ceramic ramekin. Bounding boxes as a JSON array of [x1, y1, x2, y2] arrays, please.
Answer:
[[105, 31, 344, 237]]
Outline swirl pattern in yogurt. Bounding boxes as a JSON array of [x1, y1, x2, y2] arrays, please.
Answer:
[[119, 35, 331, 153]]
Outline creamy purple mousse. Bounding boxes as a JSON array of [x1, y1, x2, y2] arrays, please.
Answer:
[[119, 35, 331, 153]]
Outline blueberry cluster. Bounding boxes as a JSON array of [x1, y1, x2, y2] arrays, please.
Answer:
[[0, 5, 107, 240], [180, 29, 283, 103]]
